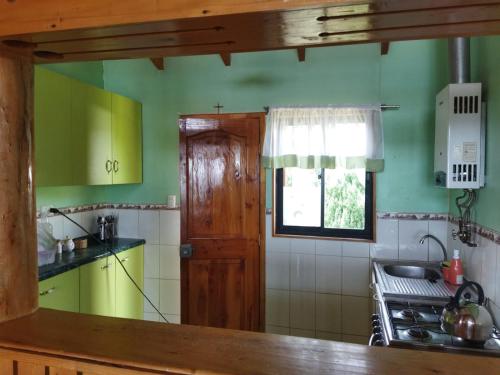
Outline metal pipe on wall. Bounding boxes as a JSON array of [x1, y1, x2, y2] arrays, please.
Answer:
[[448, 37, 470, 84]]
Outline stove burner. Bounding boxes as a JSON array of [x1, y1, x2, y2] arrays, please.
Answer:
[[407, 328, 431, 339], [400, 309, 422, 319]]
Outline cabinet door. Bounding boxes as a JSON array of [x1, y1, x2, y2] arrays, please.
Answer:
[[111, 93, 143, 184], [39, 269, 79, 313], [35, 67, 73, 186], [116, 246, 144, 319], [71, 80, 113, 185], [80, 257, 116, 317]]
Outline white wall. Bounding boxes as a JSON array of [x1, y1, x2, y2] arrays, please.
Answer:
[[265, 213, 448, 344]]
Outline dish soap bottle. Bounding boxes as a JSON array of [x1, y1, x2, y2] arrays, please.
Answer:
[[449, 249, 464, 285]]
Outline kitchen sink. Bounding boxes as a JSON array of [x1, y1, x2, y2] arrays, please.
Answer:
[[383, 265, 441, 280]]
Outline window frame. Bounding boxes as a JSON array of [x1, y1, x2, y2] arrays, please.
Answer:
[[273, 168, 375, 241]]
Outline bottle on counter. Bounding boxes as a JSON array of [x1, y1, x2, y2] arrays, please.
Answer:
[[449, 249, 464, 285]]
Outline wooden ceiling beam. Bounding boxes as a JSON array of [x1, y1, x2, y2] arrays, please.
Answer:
[[297, 47, 306, 62], [219, 52, 231, 66], [380, 42, 390, 55], [150, 57, 165, 70]]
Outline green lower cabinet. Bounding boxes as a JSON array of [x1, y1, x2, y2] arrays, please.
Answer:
[[80, 256, 116, 317], [39, 268, 79, 313], [116, 245, 144, 319]]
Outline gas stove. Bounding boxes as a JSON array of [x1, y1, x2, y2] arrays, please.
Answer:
[[372, 300, 500, 356]]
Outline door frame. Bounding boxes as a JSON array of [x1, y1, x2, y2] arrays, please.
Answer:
[[178, 112, 266, 331]]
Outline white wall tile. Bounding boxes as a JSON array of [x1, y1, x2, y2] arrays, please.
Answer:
[[496, 251, 500, 309], [47, 215, 64, 240], [316, 331, 342, 341], [143, 312, 160, 322], [116, 209, 139, 238], [64, 212, 85, 239], [159, 279, 180, 315], [480, 240, 498, 300], [266, 252, 290, 290], [316, 240, 342, 256], [342, 241, 369, 258], [290, 329, 316, 338], [81, 210, 99, 234], [144, 244, 160, 279], [138, 210, 160, 245], [144, 278, 160, 313], [316, 255, 341, 294], [447, 222, 463, 260], [268, 235, 291, 253], [341, 296, 370, 336], [290, 291, 315, 330], [428, 220, 449, 262], [266, 289, 290, 327], [166, 314, 181, 324], [370, 219, 398, 260], [342, 257, 369, 297], [290, 253, 315, 292], [316, 293, 341, 333], [462, 246, 483, 283], [290, 238, 316, 255], [266, 325, 290, 335], [398, 220, 429, 261], [159, 245, 180, 280], [160, 210, 180, 245]]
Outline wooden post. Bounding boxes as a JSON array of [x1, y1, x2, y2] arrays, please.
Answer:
[[0, 48, 37, 322]]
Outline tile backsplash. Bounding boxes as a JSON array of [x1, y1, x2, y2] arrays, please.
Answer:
[[265, 212, 449, 343], [40, 205, 181, 324], [447, 219, 500, 326]]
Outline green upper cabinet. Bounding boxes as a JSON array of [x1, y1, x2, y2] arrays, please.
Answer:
[[34, 68, 142, 187], [80, 256, 116, 317], [71, 80, 113, 185], [35, 67, 73, 187], [116, 246, 144, 319], [111, 93, 143, 184], [39, 268, 79, 313]]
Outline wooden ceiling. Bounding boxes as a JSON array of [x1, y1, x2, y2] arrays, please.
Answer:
[[1, 0, 500, 64]]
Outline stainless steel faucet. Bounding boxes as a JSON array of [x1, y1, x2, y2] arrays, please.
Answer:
[[419, 234, 448, 262]]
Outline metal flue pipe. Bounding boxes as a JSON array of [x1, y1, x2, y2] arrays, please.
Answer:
[[448, 37, 470, 84]]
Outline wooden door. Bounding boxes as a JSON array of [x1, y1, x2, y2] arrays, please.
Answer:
[[111, 93, 143, 184], [179, 113, 264, 331]]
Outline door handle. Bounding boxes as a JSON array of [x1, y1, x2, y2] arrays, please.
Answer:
[[105, 160, 112, 174], [101, 263, 113, 270], [113, 160, 119, 173], [121, 257, 129, 263], [39, 287, 56, 296], [180, 244, 193, 258]]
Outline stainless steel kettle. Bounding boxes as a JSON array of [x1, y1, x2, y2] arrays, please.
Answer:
[[441, 281, 493, 343]]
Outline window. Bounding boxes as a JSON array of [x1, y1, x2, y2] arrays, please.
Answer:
[[275, 167, 374, 240]]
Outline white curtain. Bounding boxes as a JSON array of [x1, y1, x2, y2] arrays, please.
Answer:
[[262, 106, 384, 171]]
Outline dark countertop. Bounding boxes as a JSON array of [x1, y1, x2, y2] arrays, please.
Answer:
[[38, 237, 145, 281]]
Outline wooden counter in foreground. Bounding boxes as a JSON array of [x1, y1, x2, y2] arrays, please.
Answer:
[[0, 309, 498, 375]]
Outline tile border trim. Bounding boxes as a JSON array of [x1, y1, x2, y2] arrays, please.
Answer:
[[448, 215, 500, 245], [37, 203, 180, 218]]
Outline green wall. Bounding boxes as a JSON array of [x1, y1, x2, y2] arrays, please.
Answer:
[[37, 40, 451, 213], [450, 36, 500, 231]]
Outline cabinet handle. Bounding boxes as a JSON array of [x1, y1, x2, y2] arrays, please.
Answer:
[[39, 287, 56, 296], [113, 160, 119, 173], [101, 263, 113, 270], [121, 257, 129, 263], [105, 160, 113, 174]]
